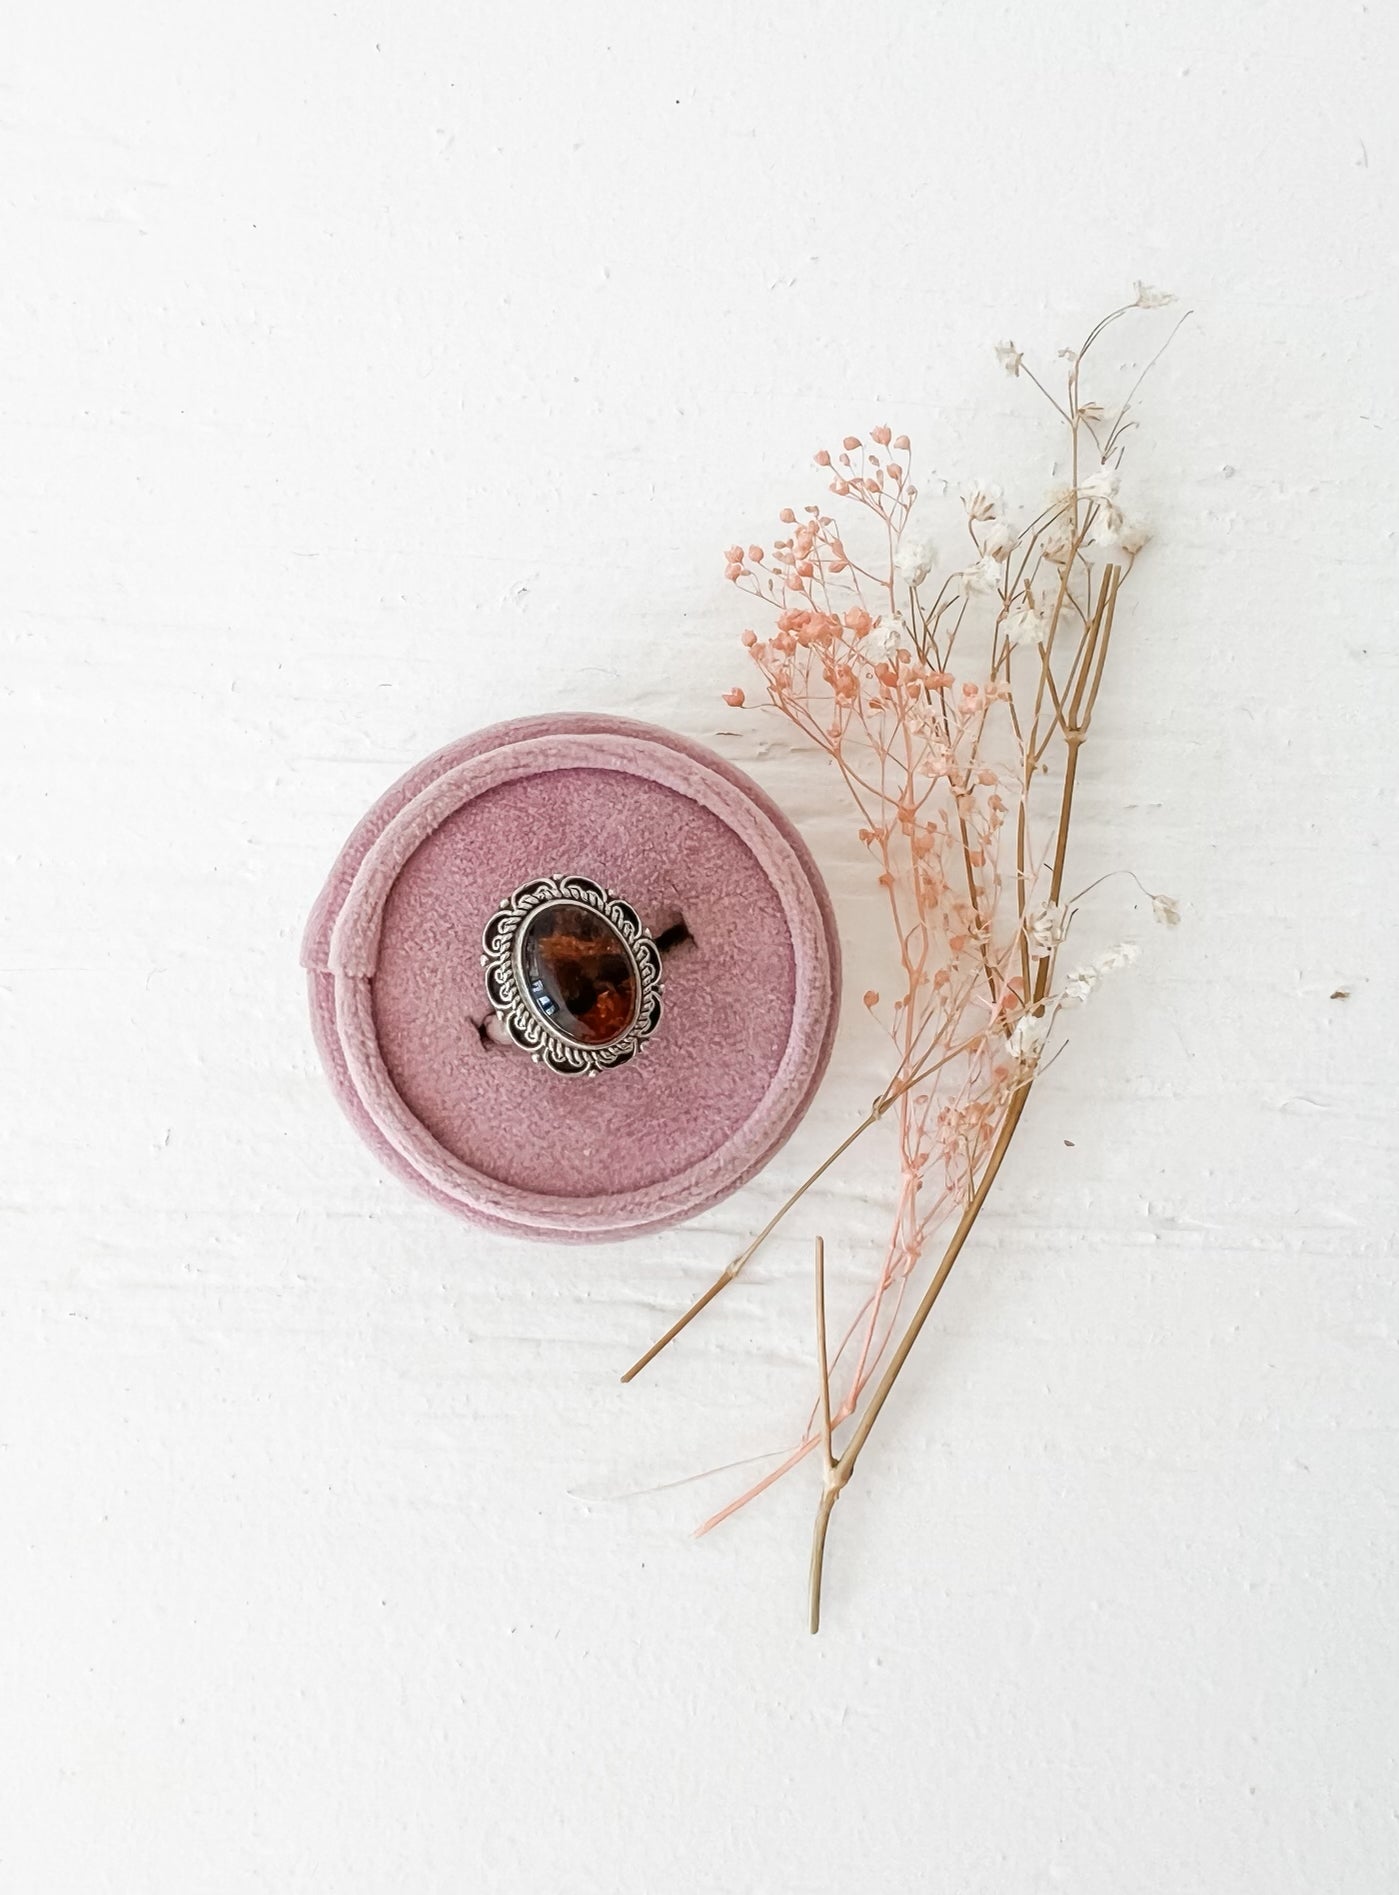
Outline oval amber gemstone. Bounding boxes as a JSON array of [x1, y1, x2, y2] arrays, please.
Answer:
[[518, 902, 638, 1046]]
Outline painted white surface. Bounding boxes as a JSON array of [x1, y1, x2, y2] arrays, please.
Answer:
[[3, 5, 1397, 1890]]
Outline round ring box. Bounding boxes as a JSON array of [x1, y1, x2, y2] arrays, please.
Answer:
[[301, 714, 841, 1242]]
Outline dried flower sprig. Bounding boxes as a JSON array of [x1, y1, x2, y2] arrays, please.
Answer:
[[624, 290, 1185, 1630]]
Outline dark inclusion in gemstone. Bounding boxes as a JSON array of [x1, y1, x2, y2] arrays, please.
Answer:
[[518, 902, 639, 1046]]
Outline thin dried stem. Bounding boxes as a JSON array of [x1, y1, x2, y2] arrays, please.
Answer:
[[814, 1236, 835, 1473], [620, 1101, 889, 1383], [622, 1029, 995, 1382], [809, 1081, 1032, 1630]]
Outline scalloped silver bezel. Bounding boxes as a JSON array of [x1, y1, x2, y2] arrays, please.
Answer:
[[480, 875, 664, 1076]]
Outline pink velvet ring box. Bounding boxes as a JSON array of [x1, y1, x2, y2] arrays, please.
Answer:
[[301, 714, 842, 1241]]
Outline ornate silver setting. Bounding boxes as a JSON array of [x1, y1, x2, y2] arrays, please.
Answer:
[[480, 874, 664, 1076]]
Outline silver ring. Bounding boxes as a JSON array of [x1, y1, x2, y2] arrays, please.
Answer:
[[480, 875, 664, 1076]]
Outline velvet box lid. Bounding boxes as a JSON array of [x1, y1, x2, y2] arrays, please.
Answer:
[[302, 714, 841, 1242]]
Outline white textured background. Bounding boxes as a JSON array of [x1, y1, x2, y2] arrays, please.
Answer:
[[3, 6, 1397, 1891]]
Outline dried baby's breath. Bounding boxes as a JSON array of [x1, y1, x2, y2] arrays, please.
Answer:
[[625, 290, 1186, 1630]]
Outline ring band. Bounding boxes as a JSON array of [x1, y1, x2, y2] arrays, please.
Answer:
[[481, 875, 664, 1076]]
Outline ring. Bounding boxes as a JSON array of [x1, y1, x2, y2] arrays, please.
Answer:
[[480, 875, 664, 1076]]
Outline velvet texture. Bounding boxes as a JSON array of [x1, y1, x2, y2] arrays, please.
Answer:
[[302, 715, 840, 1241]]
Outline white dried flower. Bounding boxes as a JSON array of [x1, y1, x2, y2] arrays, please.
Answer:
[[1063, 940, 1139, 1004], [1007, 1010, 1051, 1063], [1006, 603, 1048, 649], [961, 478, 1003, 523], [994, 340, 1024, 378], [1151, 892, 1181, 928], [1077, 462, 1120, 504], [1024, 901, 1066, 957], [1091, 505, 1149, 556], [1133, 281, 1175, 309], [893, 535, 936, 588], [1091, 502, 1124, 546], [867, 613, 907, 662], [958, 554, 1003, 598], [1041, 522, 1075, 566], [982, 517, 1018, 561]]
